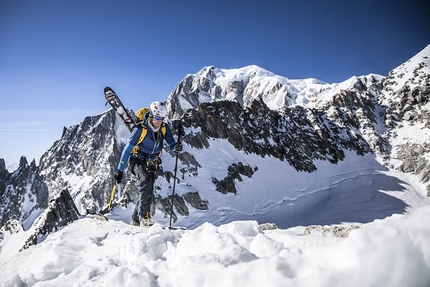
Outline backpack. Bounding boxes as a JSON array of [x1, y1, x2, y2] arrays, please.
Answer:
[[131, 108, 167, 157]]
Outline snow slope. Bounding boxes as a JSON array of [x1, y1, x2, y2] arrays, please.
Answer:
[[384, 44, 430, 89], [1, 205, 429, 287], [144, 140, 429, 230]]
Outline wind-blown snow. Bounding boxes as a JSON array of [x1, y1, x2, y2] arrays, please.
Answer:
[[1, 205, 429, 287]]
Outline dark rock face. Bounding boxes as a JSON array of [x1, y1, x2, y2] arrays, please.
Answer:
[[212, 162, 256, 194], [183, 192, 208, 210], [0, 156, 48, 228], [168, 66, 218, 119], [0, 158, 9, 179], [0, 109, 122, 234], [37, 109, 123, 214], [20, 189, 80, 251], [397, 143, 430, 195], [383, 80, 430, 128], [179, 98, 371, 173], [378, 51, 430, 193], [153, 194, 189, 223]]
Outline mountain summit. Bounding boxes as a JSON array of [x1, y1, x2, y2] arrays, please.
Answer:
[[166, 64, 385, 119]]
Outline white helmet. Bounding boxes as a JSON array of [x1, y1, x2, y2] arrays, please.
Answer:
[[149, 101, 168, 118]]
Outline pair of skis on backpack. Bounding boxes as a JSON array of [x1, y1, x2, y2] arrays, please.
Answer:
[[104, 87, 137, 132]]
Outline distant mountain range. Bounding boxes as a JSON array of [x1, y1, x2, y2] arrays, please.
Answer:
[[1, 45, 429, 251]]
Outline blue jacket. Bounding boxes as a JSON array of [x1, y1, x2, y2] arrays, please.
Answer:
[[117, 114, 176, 171]]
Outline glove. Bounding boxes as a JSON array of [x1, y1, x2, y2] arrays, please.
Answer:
[[115, 170, 123, 184], [174, 142, 182, 153]]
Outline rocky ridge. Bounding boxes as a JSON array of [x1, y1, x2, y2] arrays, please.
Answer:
[[379, 48, 430, 194]]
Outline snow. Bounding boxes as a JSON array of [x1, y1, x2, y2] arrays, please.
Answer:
[[388, 45, 430, 89], [146, 140, 429, 230], [1, 205, 430, 287], [1, 139, 430, 286], [2, 46, 430, 287], [114, 115, 130, 143], [209, 65, 386, 111]]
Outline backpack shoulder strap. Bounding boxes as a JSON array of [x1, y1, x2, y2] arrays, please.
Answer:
[[132, 123, 147, 156], [161, 123, 167, 136], [137, 123, 148, 145]]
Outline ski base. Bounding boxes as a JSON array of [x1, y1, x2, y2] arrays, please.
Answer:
[[104, 86, 137, 131]]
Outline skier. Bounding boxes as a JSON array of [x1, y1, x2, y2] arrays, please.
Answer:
[[114, 101, 182, 227]]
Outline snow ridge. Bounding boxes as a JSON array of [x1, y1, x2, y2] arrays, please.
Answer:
[[1, 206, 430, 286], [167, 64, 386, 119]]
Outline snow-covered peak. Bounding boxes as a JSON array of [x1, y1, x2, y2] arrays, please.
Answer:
[[394, 45, 430, 76], [212, 65, 278, 80], [167, 64, 386, 119], [384, 44, 430, 90]]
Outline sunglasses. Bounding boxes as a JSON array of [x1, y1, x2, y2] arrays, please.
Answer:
[[153, 116, 165, 121]]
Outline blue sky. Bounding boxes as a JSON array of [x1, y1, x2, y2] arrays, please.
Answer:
[[0, 0, 428, 169]]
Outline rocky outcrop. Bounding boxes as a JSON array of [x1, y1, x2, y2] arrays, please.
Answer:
[[379, 46, 430, 192], [0, 156, 48, 228], [212, 162, 256, 194], [179, 97, 371, 173], [38, 109, 123, 213], [0, 189, 80, 253], [303, 225, 360, 238], [0, 158, 9, 179], [397, 143, 430, 196], [153, 194, 189, 223], [183, 192, 208, 210], [20, 189, 80, 251]]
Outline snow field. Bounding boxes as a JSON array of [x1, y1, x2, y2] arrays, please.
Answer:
[[154, 139, 429, 229], [1, 205, 430, 287]]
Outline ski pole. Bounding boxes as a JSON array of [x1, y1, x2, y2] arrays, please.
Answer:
[[169, 122, 183, 229]]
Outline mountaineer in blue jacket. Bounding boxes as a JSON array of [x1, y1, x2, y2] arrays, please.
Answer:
[[115, 101, 182, 227]]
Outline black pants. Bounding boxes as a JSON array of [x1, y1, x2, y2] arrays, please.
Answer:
[[130, 158, 156, 223]]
